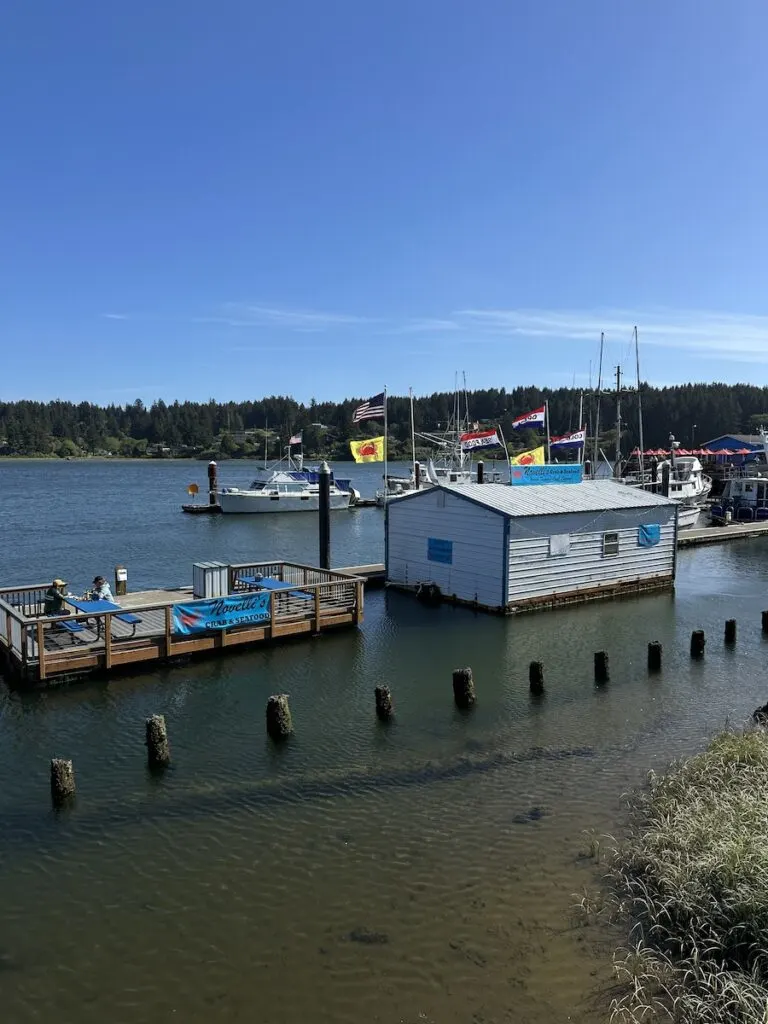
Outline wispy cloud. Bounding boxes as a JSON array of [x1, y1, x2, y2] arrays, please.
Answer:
[[101, 312, 129, 320], [216, 303, 375, 331], [453, 307, 768, 359]]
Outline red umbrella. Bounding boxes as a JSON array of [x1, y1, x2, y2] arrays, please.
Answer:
[[734, 448, 753, 455], [711, 449, 735, 456], [676, 448, 692, 456]]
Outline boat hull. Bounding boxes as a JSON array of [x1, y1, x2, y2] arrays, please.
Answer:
[[218, 490, 351, 514], [676, 504, 701, 530]]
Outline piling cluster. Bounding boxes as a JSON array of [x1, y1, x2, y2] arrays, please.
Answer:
[[45, 611, 768, 806]]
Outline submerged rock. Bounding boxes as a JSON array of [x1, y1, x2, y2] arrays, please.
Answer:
[[347, 928, 389, 945]]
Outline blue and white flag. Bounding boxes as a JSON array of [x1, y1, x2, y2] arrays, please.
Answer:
[[550, 428, 586, 450], [511, 406, 545, 430]]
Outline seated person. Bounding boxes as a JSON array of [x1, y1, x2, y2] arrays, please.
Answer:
[[91, 576, 114, 602], [44, 579, 69, 616]]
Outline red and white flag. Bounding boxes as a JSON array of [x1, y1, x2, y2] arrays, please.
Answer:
[[511, 406, 545, 430], [460, 429, 501, 452], [289, 431, 303, 445]]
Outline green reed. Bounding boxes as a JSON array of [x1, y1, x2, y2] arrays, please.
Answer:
[[594, 730, 768, 1022]]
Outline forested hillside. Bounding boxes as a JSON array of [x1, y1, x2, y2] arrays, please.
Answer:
[[1, 383, 766, 459]]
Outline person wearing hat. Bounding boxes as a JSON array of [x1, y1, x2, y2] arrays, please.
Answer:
[[91, 575, 114, 602], [44, 579, 69, 616]]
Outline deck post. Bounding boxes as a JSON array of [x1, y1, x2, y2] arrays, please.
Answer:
[[314, 587, 321, 632], [269, 590, 276, 635], [36, 620, 46, 681], [4, 609, 11, 650], [355, 581, 364, 624], [164, 606, 173, 657], [104, 614, 112, 669], [318, 462, 331, 570]]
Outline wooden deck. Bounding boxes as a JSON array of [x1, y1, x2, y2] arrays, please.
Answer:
[[677, 520, 768, 547], [0, 561, 363, 685]]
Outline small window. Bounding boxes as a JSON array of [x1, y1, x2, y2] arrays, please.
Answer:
[[603, 532, 619, 557]]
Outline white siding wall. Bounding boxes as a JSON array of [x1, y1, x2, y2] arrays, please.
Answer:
[[387, 490, 506, 607], [506, 507, 676, 603]]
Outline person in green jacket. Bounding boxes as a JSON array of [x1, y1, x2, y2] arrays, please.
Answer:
[[43, 579, 68, 616]]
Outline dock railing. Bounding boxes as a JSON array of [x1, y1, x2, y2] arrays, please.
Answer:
[[0, 563, 364, 682]]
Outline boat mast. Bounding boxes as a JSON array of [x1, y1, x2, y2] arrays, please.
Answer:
[[577, 391, 584, 464], [593, 332, 604, 473], [615, 364, 622, 475], [634, 326, 645, 481], [409, 386, 416, 480]]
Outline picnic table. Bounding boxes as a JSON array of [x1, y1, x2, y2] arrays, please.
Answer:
[[62, 598, 143, 639], [236, 575, 313, 600]]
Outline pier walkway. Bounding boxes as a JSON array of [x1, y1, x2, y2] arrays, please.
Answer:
[[678, 520, 768, 547]]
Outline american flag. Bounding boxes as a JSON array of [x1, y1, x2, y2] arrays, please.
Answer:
[[352, 392, 385, 423], [289, 431, 303, 445]]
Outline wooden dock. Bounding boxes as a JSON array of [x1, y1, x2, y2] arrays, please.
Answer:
[[0, 561, 364, 686], [677, 521, 768, 547]]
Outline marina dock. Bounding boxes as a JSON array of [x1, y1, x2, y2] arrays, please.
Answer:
[[0, 561, 364, 685], [678, 520, 768, 547]]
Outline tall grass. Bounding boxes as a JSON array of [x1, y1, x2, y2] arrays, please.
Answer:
[[602, 730, 768, 1022]]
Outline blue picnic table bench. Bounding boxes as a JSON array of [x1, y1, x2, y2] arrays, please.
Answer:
[[236, 575, 313, 600]]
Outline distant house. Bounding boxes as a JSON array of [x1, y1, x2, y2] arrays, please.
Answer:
[[702, 434, 765, 465]]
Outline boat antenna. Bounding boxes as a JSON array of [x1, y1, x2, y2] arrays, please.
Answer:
[[634, 326, 645, 481]]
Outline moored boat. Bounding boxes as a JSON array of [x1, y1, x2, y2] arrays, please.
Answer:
[[218, 452, 358, 514]]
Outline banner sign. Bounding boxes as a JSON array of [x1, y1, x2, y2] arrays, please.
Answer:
[[172, 592, 271, 635], [510, 464, 583, 486]]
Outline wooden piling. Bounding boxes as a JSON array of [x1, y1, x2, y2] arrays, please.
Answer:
[[529, 661, 544, 695], [374, 685, 393, 720], [725, 619, 737, 644], [690, 629, 706, 658], [762, 610, 768, 634], [207, 460, 218, 505], [318, 462, 331, 570], [266, 694, 293, 740], [452, 667, 476, 709], [647, 641, 662, 672], [145, 714, 171, 767], [50, 758, 76, 805], [594, 651, 609, 684]]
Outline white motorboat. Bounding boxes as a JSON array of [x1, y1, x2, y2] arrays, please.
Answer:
[[218, 454, 358, 514], [657, 455, 712, 503], [711, 474, 768, 524], [677, 504, 701, 530]]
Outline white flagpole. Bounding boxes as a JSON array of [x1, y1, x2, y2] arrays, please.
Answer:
[[577, 392, 584, 464], [498, 425, 511, 482], [545, 401, 551, 463]]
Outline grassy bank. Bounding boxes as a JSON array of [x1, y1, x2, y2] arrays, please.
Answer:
[[598, 730, 768, 1023]]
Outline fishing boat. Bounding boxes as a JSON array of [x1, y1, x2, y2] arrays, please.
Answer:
[[218, 451, 358, 514]]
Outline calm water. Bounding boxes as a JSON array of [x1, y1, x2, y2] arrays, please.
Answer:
[[0, 460, 761, 1023]]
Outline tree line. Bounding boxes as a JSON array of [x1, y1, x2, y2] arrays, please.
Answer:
[[0, 384, 766, 460]]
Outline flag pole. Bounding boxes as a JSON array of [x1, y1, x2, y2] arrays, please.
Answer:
[[577, 392, 584, 465], [498, 425, 511, 482], [545, 400, 551, 463], [383, 386, 388, 503]]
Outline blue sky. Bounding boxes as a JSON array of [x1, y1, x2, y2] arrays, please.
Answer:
[[3, 0, 768, 405]]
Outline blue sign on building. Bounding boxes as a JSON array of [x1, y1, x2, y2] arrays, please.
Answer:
[[509, 464, 583, 486], [172, 592, 271, 635], [427, 537, 453, 564]]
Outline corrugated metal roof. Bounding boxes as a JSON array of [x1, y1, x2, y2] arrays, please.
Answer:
[[432, 480, 677, 517]]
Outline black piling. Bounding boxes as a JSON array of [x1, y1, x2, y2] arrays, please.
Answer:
[[374, 685, 393, 721], [318, 461, 331, 570], [414, 462, 421, 489], [145, 714, 171, 768], [50, 758, 76, 806], [452, 667, 476, 709], [762, 610, 768, 634], [725, 619, 737, 645], [647, 641, 662, 672], [529, 661, 544, 695], [594, 651, 610, 684], [266, 694, 293, 740], [690, 629, 706, 658], [207, 460, 218, 505], [477, 461, 484, 484], [661, 462, 671, 497]]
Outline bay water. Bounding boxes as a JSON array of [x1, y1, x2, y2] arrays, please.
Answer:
[[0, 460, 761, 1023]]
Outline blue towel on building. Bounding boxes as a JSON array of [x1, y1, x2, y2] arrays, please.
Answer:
[[638, 524, 661, 547]]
